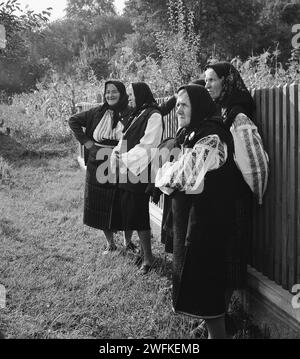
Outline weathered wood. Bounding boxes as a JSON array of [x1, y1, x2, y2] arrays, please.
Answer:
[[274, 85, 283, 285], [281, 84, 289, 289]]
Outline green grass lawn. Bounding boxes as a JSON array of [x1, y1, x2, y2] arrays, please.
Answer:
[[0, 135, 196, 339], [0, 134, 267, 339]]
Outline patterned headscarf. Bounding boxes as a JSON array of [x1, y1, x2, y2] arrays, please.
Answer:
[[103, 80, 129, 128], [205, 62, 255, 126]]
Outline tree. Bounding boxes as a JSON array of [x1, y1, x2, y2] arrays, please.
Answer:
[[66, 0, 116, 21], [0, 0, 51, 94], [183, 0, 262, 61], [122, 0, 169, 58], [89, 15, 132, 57], [33, 18, 90, 72]]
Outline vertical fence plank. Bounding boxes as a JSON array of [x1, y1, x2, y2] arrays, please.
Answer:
[[274, 85, 283, 285], [260, 88, 268, 276], [266, 86, 275, 280], [281, 84, 289, 289], [288, 83, 297, 290], [252, 88, 262, 272], [297, 84, 300, 286]]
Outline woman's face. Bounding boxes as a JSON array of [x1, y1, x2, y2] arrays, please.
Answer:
[[105, 83, 121, 106], [127, 84, 136, 108], [205, 68, 224, 100], [176, 89, 191, 128]]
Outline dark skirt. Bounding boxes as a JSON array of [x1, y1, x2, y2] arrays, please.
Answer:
[[115, 188, 151, 231], [172, 192, 227, 319], [225, 192, 252, 289], [161, 194, 174, 253], [162, 192, 252, 290], [83, 144, 121, 230]]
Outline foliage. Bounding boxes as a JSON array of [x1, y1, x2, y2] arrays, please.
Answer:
[[110, 45, 165, 95], [66, 0, 116, 21], [33, 18, 90, 72], [155, 0, 201, 89], [122, 0, 169, 59], [234, 51, 300, 88], [0, 74, 104, 148], [0, 0, 51, 94]]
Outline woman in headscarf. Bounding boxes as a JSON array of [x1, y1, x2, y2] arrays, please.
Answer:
[[111, 82, 163, 274], [155, 85, 236, 339], [68, 80, 135, 254], [158, 79, 206, 117], [204, 62, 268, 311]]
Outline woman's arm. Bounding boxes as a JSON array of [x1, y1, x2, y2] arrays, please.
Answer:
[[155, 134, 227, 194], [158, 96, 177, 116], [68, 108, 96, 146], [231, 113, 269, 204]]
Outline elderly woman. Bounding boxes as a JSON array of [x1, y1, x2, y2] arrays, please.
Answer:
[[204, 62, 268, 315], [155, 85, 236, 339], [111, 82, 163, 274], [68, 80, 134, 254]]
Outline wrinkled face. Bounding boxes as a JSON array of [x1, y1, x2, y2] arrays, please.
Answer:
[[176, 89, 192, 128], [105, 83, 120, 106], [205, 68, 224, 100], [127, 84, 136, 108]]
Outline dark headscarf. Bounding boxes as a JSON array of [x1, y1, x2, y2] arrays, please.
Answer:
[[102, 80, 128, 128], [132, 82, 158, 111], [191, 79, 206, 86], [124, 82, 159, 130], [175, 85, 229, 147], [205, 62, 255, 126]]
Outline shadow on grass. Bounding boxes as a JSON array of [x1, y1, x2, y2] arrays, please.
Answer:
[[0, 134, 76, 164]]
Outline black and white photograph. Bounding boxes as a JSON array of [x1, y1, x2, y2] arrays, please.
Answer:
[[0, 0, 300, 344]]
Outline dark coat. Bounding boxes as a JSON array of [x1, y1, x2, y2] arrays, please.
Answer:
[[68, 105, 130, 165]]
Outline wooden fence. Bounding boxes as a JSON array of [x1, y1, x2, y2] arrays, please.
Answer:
[[76, 84, 300, 293]]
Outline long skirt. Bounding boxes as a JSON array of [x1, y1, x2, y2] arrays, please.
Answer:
[[162, 192, 252, 290], [115, 188, 151, 231], [172, 192, 228, 319], [225, 192, 252, 289], [83, 144, 122, 230]]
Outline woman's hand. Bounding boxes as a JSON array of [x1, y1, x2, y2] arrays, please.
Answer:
[[84, 140, 94, 150]]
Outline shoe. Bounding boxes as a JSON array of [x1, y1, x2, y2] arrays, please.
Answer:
[[140, 263, 152, 275], [140, 259, 156, 275], [134, 255, 143, 266], [102, 244, 117, 255], [125, 241, 137, 252]]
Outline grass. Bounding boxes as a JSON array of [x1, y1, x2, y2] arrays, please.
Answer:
[[0, 128, 269, 339]]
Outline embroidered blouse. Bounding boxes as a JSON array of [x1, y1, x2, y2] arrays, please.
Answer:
[[155, 134, 228, 195], [230, 113, 269, 204], [93, 110, 124, 142]]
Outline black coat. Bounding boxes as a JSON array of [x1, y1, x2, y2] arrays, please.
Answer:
[[68, 105, 131, 165]]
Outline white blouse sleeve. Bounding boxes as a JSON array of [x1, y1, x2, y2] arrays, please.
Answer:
[[155, 134, 227, 195], [119, 112, 163, 176], [230, 113, 269, 204]]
